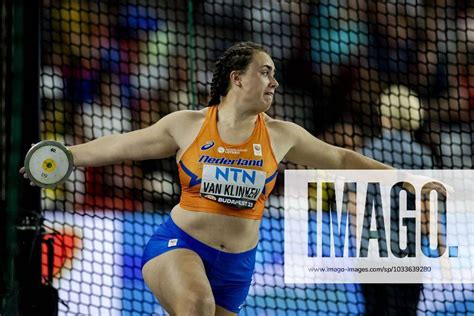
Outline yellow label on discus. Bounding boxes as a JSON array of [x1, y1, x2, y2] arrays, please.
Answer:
[[42, 159, 57, 172]]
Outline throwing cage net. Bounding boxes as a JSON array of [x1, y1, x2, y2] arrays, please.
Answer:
[[39, 0, 473, 315]]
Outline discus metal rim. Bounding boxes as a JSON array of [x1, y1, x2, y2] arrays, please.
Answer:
[[24, 140, 74, 188]]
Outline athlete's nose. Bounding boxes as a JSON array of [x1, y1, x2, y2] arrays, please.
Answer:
[[270, 76, 279, 89]]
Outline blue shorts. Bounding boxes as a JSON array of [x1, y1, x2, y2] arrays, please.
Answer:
[[141, 217, 257, 313]]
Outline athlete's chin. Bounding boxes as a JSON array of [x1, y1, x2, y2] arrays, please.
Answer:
[[261, 99, 273, 111]]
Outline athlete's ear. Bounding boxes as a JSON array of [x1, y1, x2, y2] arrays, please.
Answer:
[[229, 70, 242, 88]]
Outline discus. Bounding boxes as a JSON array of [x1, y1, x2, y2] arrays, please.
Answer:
[[24, 140, 74, 188]]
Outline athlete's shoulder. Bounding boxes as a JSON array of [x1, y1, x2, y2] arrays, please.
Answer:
[[165, 107, 208, 121], [263, 113, 299, 134], [156, 108, 208, 128], [263, 114, 307, 147], [262, 114, 301, 161], [148, 108, 207, 137]]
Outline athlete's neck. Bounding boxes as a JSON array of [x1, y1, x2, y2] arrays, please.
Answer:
[[217, 99, 259, 129]]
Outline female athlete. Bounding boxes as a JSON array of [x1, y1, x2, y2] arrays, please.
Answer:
[[21, 42, 392, 315]]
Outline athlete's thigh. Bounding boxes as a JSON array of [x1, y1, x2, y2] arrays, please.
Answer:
[[142, 248, 213, 312]]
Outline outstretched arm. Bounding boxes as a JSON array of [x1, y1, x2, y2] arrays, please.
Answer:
[[281, 121, 393, 170], [68, 111, 183, 167]]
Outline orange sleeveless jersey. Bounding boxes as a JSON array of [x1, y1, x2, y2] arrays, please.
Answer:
[[177, 106, 278, 220]]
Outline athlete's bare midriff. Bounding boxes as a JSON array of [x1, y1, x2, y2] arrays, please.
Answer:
[[170, 204, 261, 253]]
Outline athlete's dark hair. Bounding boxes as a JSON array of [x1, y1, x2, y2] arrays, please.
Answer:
[[208, 41, 268, 106]]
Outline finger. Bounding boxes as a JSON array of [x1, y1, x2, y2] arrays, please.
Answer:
[[31, 143, 35, 147], [23, 173, 28, 179], [445, 184, 455, 194], [423, 183, 453, 195], [19, 166, 25, 173], [29, 182, 35, 186]]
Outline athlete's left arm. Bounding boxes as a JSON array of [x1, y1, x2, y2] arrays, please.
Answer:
[[281, 121, 392, 170]]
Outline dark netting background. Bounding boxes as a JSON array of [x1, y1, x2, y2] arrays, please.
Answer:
[[39, 0, 474, 315]]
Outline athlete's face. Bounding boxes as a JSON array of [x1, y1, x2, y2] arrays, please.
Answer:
[[237, 52, 279, 111]]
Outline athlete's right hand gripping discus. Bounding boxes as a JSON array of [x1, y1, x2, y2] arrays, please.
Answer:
[[24, 140, 74, 188]]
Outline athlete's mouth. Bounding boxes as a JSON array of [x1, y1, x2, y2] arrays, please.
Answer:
[[264, 92, 274, 96]]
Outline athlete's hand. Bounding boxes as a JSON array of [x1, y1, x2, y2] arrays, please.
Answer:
[[401, 174, 453, 195], [19, 143, 36, 186]]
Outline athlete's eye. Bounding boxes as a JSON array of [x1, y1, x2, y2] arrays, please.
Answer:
[[261, 71, 269, 76]]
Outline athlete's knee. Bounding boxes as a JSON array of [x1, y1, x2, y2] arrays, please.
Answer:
[[177, 290, 215, 316]]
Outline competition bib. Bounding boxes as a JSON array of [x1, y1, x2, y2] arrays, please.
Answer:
[[200, 164, 266, 209]]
